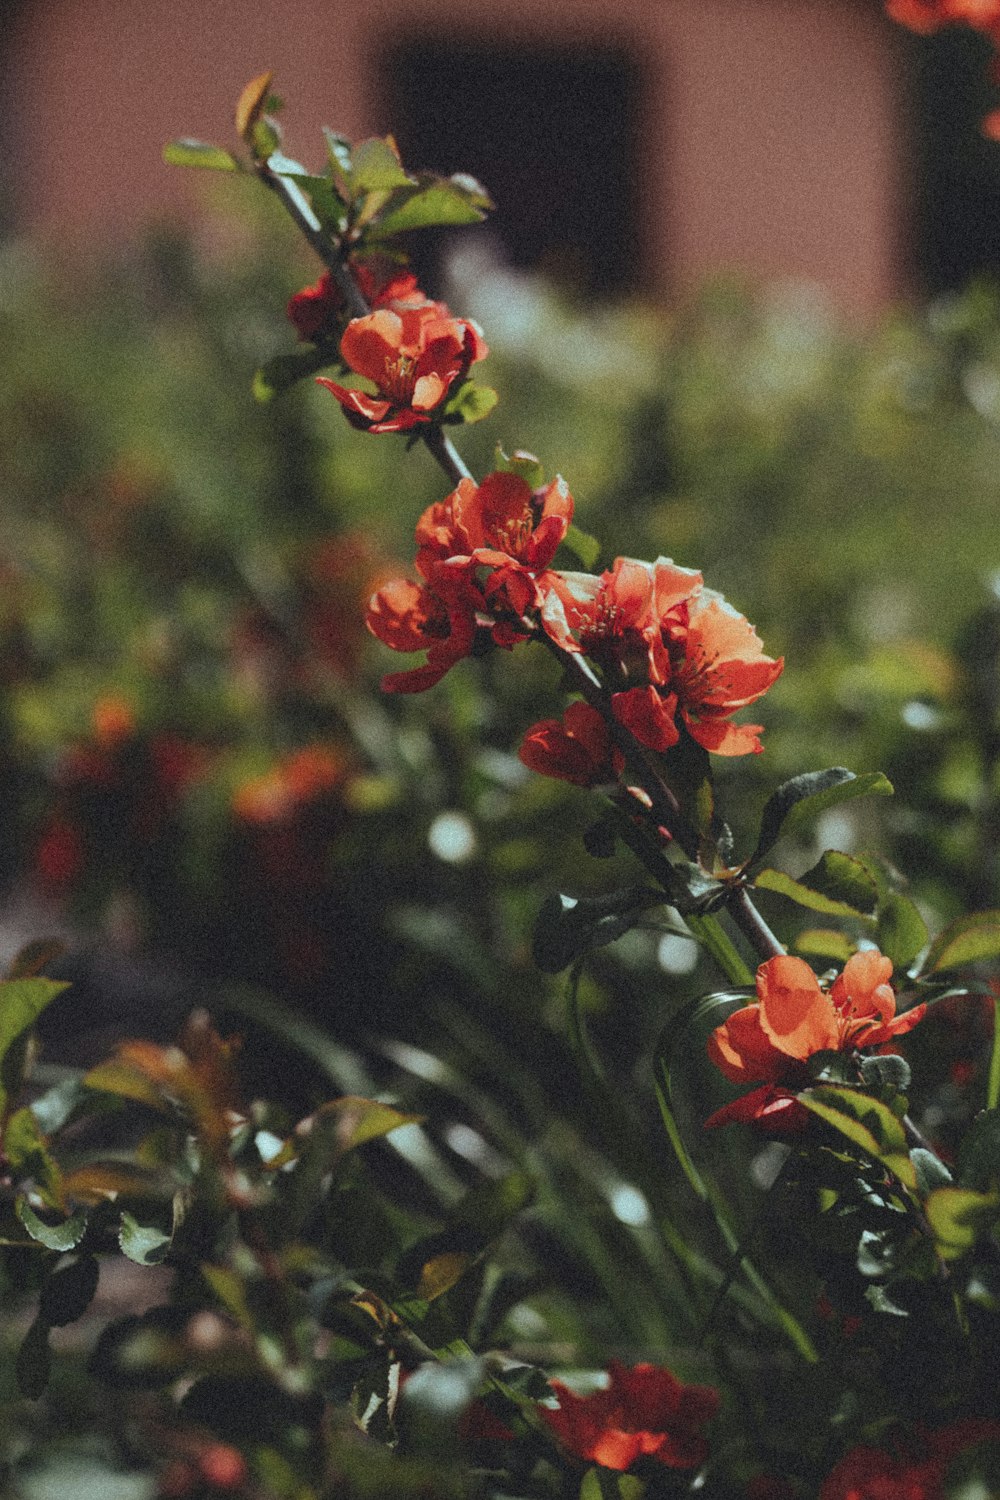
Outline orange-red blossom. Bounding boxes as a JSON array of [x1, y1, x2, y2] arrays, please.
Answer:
[[705, 950, 926, 1131], [542, 1361, 718, 1472], [317, 301, 487, 434]]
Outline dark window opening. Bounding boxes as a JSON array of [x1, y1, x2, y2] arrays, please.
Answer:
[[377, 37, 646, 299], [910, 26, 1000, 292]]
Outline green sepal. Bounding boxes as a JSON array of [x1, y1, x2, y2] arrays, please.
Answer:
[[162, 139, 242, 172], [748, 769, 893, 872]]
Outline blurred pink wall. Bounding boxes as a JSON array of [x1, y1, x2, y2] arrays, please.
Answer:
[[8, 0, 909, 316]]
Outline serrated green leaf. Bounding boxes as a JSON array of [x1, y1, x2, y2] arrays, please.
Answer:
[[798, 1084, 916, 1188], [531, 887, 663, 974], [442, 380, 499, 425], [40, 1253, 100, 1326], [372, 180, 491, 238], [119, 1210, 173, 1266], [877, 893, 928, 969], [749, 769, 893, 871], [925, 1186, 1000, 1260], [16, 1316, 51, 1399], [921, 910, 1000, 975], [163, 139, 242, 172], [16, 1199, 88, 1251]]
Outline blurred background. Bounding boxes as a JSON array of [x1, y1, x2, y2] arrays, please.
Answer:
[[0, 0, 998, 1099], [3, 8, 1000, 1492]]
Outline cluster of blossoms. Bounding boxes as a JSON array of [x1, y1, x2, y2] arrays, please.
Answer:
[[289, 260, 487, 434], [706, 950, 926, 1132], [363, 468, 783, 771], [540, 1361, 719, 1473], [819, 1419, 1000, 1500]]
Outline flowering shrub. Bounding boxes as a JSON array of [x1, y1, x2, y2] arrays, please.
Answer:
[[3, 28, 1000, 1500]]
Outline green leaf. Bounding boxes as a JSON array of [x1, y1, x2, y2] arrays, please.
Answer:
[[350, 136, 414, 195], [793, 928, 856, 963], [754, 866, 872, 918], [162, 139, 242, 172], [119, 1210, 173, 1266], [39, 1253, 100, 1327], [580, 1469, 647, 1500], [442, 380, 499, 425], [748, 769, 893, 871], [0, 978, 69, 1116], [876, 893, 928, 969], [372, 179, 492, 238], [924, 1186, 1000, 1261], [921, 910, 1000, 975], [797, 1084, 916, 1189], [531, 887, 664, 974], [253, 347, 335, 402], [561, 523, 602, 571], [312, 1095, 425, 1154], [16, 1199, 88, 1251], [16, 1316, 51, 1399]]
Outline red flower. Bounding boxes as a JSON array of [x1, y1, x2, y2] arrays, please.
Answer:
[[415, 471, 574, 576], [705, 951, 926, 1130], [542, 1361, 718, 1472], [542, 559, 780, 755], [366, 562, 482, 692], [519, 701, 625, 787], [669, 593, 783, 755], [317, 304, 487, 433], [287, 265, 426, 343], [820, 1420, 1000, 1500]]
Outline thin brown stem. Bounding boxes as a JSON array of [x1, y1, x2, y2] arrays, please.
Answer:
[[727, 886, 785, 962]]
